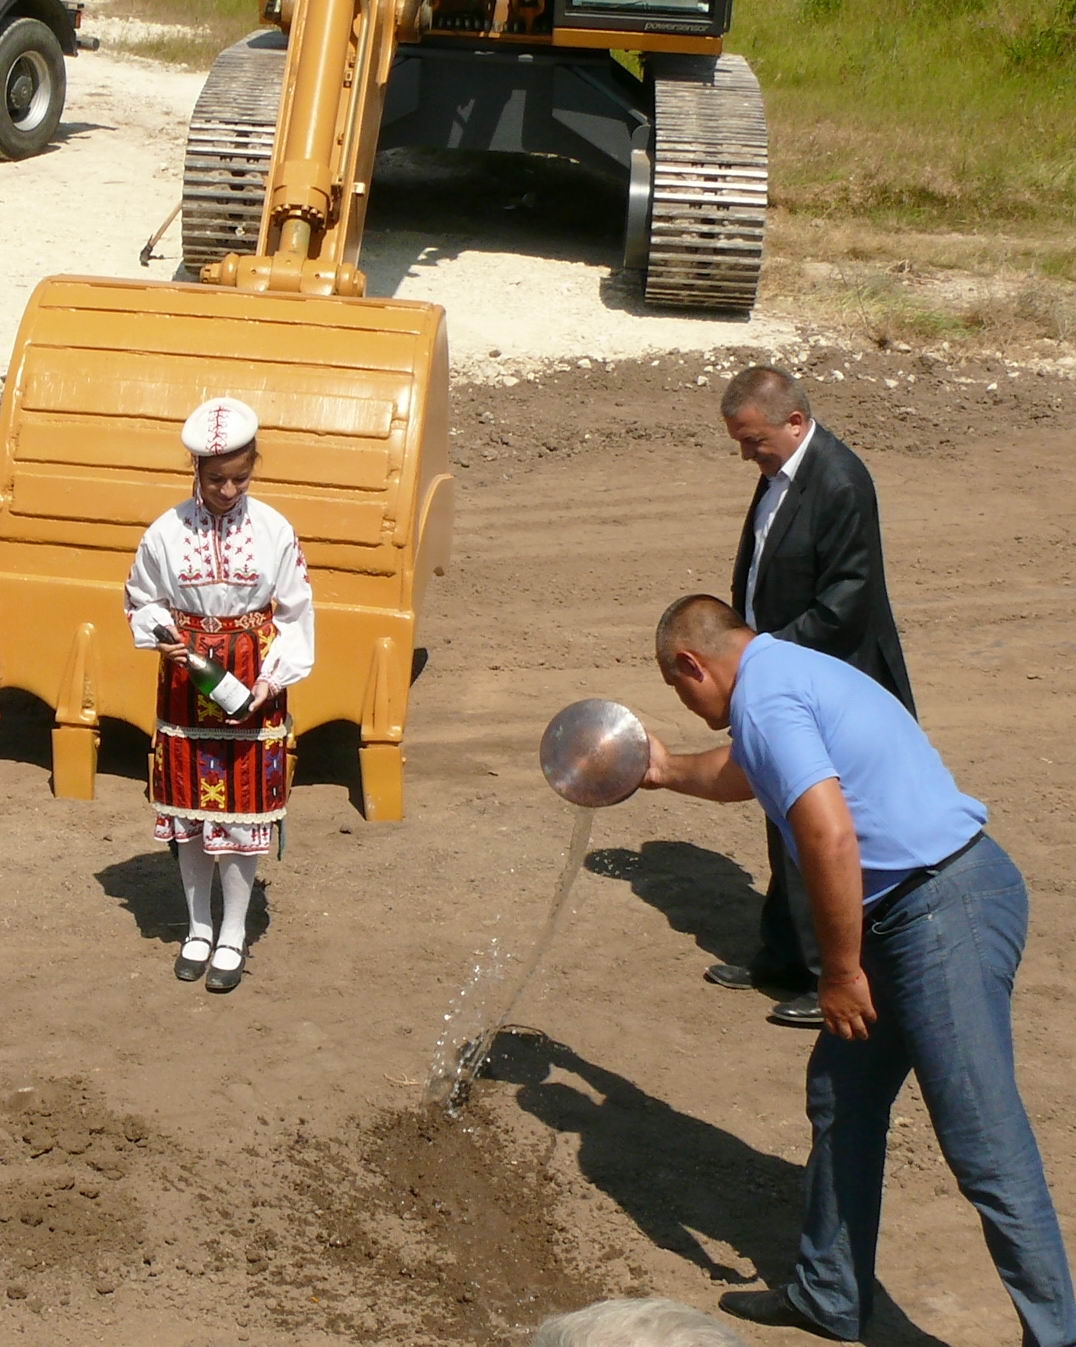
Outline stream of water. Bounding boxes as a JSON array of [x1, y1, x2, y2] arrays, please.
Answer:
[[423, 806, 595, 1114]]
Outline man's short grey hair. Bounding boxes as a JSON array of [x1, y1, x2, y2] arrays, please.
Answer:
[[529, 1297, 748, 1347], [719, 365, 811, 424]]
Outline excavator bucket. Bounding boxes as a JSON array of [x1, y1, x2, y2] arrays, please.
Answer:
[[0, 275, 453, 819]]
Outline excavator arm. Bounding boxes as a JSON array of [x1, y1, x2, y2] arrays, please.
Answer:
[[207, 0, 415, 297]]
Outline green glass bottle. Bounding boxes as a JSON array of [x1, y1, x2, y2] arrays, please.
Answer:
[[154, 625, 254, 718]]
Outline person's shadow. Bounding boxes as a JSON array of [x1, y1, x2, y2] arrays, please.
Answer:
[[484, 1029, 950, 1347], [587, 839, 762, 971], [94, 849, 270, 954]]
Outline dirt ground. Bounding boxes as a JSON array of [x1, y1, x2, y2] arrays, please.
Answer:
[[2, 45, 1076, 1347]]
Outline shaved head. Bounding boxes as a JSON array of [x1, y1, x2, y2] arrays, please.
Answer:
[[656, 595, 751, 675]]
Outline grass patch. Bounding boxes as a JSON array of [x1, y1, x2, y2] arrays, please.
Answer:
[[731, 0, 1076, 234], [763, 211, 1076, 352], [101, 0, 256, 67]]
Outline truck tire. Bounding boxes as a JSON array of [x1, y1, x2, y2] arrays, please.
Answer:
[[0, 17, 67, 161]]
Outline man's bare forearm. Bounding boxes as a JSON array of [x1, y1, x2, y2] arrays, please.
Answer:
[[789, 781, 863, 976], [788, 779, 877, 1038], [645, 741, 755, 803], [798, 837, 864, 980]]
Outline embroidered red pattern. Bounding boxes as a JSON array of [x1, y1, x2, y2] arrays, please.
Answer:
[[177, 500, 259, 588], [206, 404, 230, 455]]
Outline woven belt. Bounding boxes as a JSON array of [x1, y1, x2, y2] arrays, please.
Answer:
[[172, 607, 272, 634], [865, 831, 984, 925]]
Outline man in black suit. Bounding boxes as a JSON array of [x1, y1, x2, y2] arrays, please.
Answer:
[[707, 365, 916, 1026]]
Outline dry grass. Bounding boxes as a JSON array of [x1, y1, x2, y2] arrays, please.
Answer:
[[734, 0, 1076, 234], [761, 211, 1076, 355], [95, 0, 254, 67]]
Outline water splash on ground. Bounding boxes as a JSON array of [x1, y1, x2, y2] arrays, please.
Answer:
[[424, 807, 595, 1114]]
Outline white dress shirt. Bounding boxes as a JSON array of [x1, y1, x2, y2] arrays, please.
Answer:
[[744, 420, 816, 628]]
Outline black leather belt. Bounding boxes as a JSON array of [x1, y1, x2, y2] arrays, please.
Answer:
[[865, 831, 984, 925]]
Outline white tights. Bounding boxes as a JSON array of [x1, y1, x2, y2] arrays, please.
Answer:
[[177, 842, 259, 971]]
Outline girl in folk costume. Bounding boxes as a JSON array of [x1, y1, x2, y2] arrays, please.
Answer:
[[125, 398, 315, 991]]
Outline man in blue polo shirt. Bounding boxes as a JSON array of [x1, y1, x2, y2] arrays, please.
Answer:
[[643, 593, 1076, 1346]]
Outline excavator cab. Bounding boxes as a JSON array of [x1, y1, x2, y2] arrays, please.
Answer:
[[553, 0, 732, 40]]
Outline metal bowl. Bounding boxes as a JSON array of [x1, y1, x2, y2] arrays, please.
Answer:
[[539, 698, 649, 808]]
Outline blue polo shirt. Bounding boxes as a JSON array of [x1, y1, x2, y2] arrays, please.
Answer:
[[729, 635, 987, 904]]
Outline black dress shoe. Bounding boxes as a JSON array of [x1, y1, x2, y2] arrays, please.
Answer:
[[719, 1286, 843, 1340], [704, 962, 756, 990], [769, 991, 824, 1027], [205, 945, 246, 993], [704, 958, 808, 993], [173, 936, 212, 982]]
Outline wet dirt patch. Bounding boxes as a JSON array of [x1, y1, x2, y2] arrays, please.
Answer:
[[275, 1103, 612, 1343]]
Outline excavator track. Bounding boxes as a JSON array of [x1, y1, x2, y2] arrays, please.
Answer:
[[644, 53, 767, 312], [180, 38, 767, 313], [181, 31, 287, 271]]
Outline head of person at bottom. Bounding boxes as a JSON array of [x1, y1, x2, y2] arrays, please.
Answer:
[[655, 594, 754, 733], [529, 1297, 748, 1347], [720, 365, 813, 480], [181, 396, 261, 517]]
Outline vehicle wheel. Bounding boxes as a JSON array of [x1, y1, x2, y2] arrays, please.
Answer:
[[0, 18, 67, 161]]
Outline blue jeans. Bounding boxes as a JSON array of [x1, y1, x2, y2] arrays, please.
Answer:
[[787, 835, 1076, 1345]]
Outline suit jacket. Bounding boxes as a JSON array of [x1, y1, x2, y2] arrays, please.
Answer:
[[731, 424, 916, 714]]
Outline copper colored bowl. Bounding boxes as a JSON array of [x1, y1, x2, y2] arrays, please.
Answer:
[[539, 698, 649, 808]]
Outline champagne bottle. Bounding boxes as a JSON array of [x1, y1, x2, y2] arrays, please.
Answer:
[[153, 625, 255, 718]]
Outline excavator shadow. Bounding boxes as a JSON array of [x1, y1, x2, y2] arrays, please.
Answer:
[[0, 687, 371, 820], [365, 149, 655, 315], [364, 149, 754, 319], [0, 688, 149, 784], [167, 145, 631, 305], [0, 646, 432, 814], [170, 149, 629, 304]]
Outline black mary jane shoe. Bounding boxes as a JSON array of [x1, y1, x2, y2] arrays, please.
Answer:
[[174, 936, 213, 983], [205, 944, 246, 993]]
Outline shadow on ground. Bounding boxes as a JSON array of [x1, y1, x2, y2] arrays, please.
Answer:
[[587, 839, 761, 968], [94, 849, 270, 951], [485, 1028, 950, 1347]]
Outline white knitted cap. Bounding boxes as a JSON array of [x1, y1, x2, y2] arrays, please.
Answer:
[[181, 397, 258, 457]]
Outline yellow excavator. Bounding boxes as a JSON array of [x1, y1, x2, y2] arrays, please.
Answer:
[[184, 0, 767, 309], [0, 0, 765, 820], [0, 0, 455, 820]]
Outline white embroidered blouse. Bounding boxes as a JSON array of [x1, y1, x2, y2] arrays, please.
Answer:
[[124, 495, 315, 691]]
